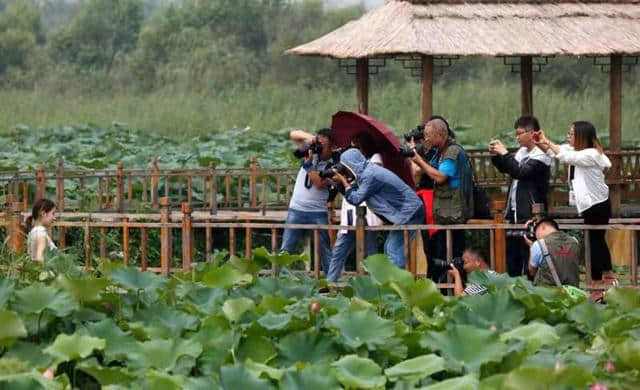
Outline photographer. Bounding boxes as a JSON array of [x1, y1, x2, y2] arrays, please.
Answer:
[[410, 118, 474, 280], [331, 148, 424, 269], [327, 132, 382, 282], [489, 116, 552, 277], [445, 248, 493, 296], [280, 128, 336, 277], [524, 217, 580, 287]]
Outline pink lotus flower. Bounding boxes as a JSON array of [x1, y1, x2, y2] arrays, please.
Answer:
[[43, 368, 54, 379], [590, 384, 609, 390], [310, 301, 320, 313], [605, 360, 615, 373]]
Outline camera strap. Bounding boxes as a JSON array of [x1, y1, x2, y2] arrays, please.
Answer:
[[538, 239, 563, 287]]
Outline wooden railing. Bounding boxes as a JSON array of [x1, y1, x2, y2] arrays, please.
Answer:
[[1, 148, 640, 214], [2, 198, 637, 291]]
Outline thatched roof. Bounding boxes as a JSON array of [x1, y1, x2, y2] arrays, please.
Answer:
[[286, 0, 640, 58]]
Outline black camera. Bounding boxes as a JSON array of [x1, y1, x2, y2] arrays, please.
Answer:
[[293, 141, 324, 159], [430, 257, 465, 283], [400, 143, 427, 158], [403, 125, 425, 143], [525, 222, 537, 241], [318, 162, 349, 179]]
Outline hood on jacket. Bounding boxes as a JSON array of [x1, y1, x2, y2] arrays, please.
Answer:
[[516, 146, 553, 166], [339, 148, 368, 183]]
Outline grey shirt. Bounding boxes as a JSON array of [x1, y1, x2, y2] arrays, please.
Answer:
[[288, 162, 331, 213]]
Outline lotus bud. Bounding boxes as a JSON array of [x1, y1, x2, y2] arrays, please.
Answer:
[[310, 301, 320, 313], [43, 368, 54, 379], [605, 360, 615, 373]]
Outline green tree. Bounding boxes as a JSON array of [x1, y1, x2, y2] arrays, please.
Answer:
[[0, 1, 43, 75], [49, 0, 143, 69]]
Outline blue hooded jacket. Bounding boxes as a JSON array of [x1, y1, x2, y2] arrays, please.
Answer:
[[340, 149, 423, 225]]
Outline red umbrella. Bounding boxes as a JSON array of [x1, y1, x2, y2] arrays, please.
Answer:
[[330, 111, 415, 188]]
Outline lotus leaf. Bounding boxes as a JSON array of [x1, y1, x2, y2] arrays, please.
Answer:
[[332, 355, 386, 389], [364, 254, 414, 287], [13, 284, 77, 317], [327, 309, 395, 350], [44, 333, 105, 363], [201, 263, 253, 289], [219, 364, 275, 390], [258, 311, 293, 331], [418, 374, 479, 390], [421, 324, 510, 372], [275, 329, 339, 366], [0, 309, 27, 347], [384, 354, 445, 382], [222, 297, 255, 323]]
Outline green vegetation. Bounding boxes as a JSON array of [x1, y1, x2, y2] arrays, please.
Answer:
[[0, 0, 638, 142], [0, 251, 639, 388]]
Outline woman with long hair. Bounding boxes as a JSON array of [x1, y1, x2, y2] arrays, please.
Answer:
[[536, 121, 614, 282], [26, 198, 57, 261]]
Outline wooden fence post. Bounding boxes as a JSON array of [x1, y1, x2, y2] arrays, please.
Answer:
[[8, 202, 24, 255], [84, 217, 91, 269], [116, 162, 124, 212], [493, 200, 506, 273], [151, 158, 159, 208], [355, 206, 366, 275], [160, 197, 170, 276], [182, 203, 193, 272], [36, 165, 46, 201], [313, 229, 321, 280], [210, 163, 217, 215], [56, 158, 65, 249], [122, 217, 130, 267], [250, 156, 258, 208], [140, 228, 148, 272]]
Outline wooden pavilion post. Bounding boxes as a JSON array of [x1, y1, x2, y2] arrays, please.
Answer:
[[609, 54, 622, 217], [520, 56, 533, 115], [421, 55, 434, 123], [356, 58, 369, 114]]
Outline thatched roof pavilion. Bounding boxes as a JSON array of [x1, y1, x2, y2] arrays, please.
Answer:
[[287, 0, 640, 216], [288, 0, 640, 58]]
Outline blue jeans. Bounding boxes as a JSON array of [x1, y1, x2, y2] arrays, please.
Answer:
[[327, 231, 378, 282], [384, 205, 425, 268], [280, 209, 331, 277]]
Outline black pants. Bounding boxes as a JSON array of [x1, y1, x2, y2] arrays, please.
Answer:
[[582, 198, 612, 280], [506, 215, 530, 277]]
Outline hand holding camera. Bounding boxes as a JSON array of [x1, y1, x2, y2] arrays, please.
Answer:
[[488, 139, 507, 156]]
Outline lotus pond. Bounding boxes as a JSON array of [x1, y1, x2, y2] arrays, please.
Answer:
[[0, 249, 639, 389]]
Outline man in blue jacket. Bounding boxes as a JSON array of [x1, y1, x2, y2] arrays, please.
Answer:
[[331, 148, 424, 268]]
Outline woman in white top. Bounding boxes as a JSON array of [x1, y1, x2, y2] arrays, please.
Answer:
[[26, 198, 57, 261], [536, 121, 613, 281]]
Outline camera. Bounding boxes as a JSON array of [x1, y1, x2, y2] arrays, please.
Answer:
[[431, 257, 465, 283], [318, 162, 349, 179], [403, 125, 425, 143], [400, 143, 427, 158], [525, 221, 537, 241], [293, 140, 324, 159]]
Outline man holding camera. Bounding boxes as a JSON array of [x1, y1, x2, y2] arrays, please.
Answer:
[[446, 248, 493, 296], [524, 217, 580, 287], [489, 116, 552, 277], [280, 128, 336, 276], [410, 118, 474, 276], [331, 148, 424, 268]]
